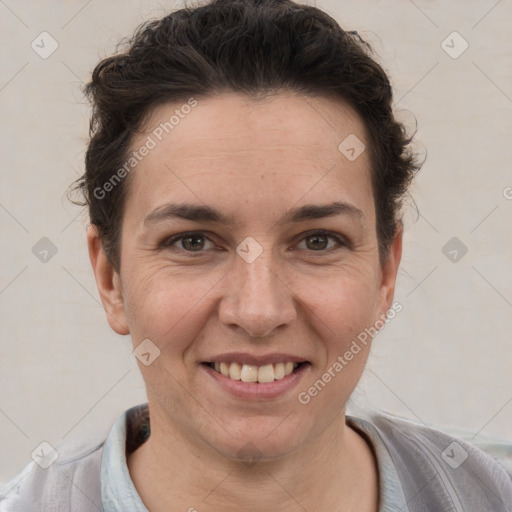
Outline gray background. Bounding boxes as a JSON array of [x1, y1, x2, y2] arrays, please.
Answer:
[[1, 0, 511, 480]]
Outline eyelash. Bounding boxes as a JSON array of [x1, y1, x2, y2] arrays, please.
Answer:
[[159, 230, 348, 255]]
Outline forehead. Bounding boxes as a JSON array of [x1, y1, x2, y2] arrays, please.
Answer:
[[140, 92, 367, 156], [125, 93, 373, 226]]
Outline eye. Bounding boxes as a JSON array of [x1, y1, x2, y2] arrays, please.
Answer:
[[160, 229, 348, 255], [160, 231, 215, 252], [296, 230, 347, 252]]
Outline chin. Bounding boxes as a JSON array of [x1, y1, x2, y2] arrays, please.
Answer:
[[204, 416, 310, 463]]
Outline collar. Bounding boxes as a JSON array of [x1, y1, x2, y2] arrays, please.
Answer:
[[100, 403, 407, 511], [100, 403, 149, 511], [347, 414, 408, 511]]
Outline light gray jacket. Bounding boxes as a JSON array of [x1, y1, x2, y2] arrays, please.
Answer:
[[1, 404, 511, 511]]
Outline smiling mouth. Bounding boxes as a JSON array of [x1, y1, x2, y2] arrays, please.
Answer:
[[202, 361, 308, 383]]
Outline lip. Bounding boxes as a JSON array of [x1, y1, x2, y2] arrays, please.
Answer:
[[202, 353, 309, 366], [201, 361, 311, 400]]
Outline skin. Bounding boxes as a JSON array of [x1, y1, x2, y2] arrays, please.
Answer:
[[87, 92, 402, 511]]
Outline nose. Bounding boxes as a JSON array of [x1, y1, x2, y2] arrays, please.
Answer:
[[218, 248, 296, 339]]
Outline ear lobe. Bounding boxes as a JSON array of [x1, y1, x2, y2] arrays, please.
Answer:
[[86, 225, 130, 335], [376, 224, 403, 320]]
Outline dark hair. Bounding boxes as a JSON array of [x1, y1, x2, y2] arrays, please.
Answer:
[[71, 0, 420, 271]]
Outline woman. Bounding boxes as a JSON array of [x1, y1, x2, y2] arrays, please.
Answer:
[[1, 0, 511, 510]]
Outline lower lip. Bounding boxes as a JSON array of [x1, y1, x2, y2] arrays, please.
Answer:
[[201, 363, 310, 400]]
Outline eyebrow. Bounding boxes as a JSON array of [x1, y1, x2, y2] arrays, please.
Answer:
[[143, 201, 364, 227]]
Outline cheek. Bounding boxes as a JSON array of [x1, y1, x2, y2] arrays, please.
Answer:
[[122, 263, 223, 346], [293, 262, 380, 333]]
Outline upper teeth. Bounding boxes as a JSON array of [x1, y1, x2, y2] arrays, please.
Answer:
[[213, 362, 298, 383]]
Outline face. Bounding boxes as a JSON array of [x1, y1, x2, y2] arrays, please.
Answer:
[[88, 92, 402, 461]]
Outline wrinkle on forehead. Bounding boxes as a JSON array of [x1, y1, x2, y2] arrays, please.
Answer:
[[123, 92, 374, 232]]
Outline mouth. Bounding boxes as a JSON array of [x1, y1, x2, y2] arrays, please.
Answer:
[[202, 361, 308, 384]]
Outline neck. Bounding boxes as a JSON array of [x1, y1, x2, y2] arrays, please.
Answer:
[[127, 406, 378, 512]]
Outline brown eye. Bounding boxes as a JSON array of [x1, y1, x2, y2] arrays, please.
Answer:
[[305, 234, 329, 251], [161, 232, 215, 252], [297, 230, 346, 252], [181, 234, 206, 251]]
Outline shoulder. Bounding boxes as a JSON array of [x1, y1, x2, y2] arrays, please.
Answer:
[[349, 409, 512, 511], [0, 403, 145, 512], [0, 437, 105, 512]]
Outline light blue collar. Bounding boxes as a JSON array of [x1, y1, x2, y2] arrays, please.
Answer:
[[347, 414, 409, 511], [100, 404, 407, 511], [100, 404, 149, 511]]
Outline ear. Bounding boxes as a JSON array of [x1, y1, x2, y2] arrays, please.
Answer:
[[375, 223, 403, 320], [86, 224, 130, 335]]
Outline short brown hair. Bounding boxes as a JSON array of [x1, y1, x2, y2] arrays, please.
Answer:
[[71, 0, 421, 271]]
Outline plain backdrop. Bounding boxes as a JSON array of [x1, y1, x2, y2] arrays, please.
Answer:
[[1, 0, 511, 480]]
